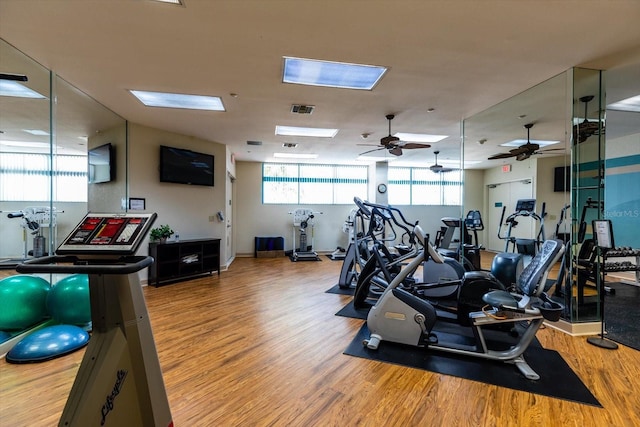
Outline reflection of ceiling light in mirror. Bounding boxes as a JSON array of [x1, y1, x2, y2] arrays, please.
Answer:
[[149, 0, 183, 4], [607, 95, 640, 113], [0, 140, 51, 148], [273, 152, 318, 159], [501, 139, 560, 148], [394, 133, 448, 143], [275, 125, 338, 138], [23, 129, 50, 136], [283, 57, 387, 90], [129, 90, 225, 111], [0, 81, 46, 98]]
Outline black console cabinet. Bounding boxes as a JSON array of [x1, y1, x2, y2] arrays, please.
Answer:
[[149, 238, 221, 287]]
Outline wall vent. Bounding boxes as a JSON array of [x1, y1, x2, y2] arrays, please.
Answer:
[[282, 143, 298, 148], [247, 140, 262, 146], [291, 104, 315, 114]]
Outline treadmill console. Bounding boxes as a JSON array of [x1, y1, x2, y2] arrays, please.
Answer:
[[57, 212, 157, 256], [515, 199, 536, 213]]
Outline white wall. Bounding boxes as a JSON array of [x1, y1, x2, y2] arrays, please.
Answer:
[[234, 161, 462, 255]]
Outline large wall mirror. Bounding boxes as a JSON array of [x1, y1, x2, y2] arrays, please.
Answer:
[[463, 62, 640, 332], [0, 38, 127, 353]]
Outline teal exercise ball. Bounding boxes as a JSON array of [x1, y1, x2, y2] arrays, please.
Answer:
[[47, 274, 91, 326], [0, 275, 50, 330]]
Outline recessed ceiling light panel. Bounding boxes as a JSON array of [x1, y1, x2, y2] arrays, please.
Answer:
[[273, 152, 318, 159], [501, 139, 560, 148], [608, 94, 640, 113], [394, 133, 448, 143], [129, 90, 225, 111], [275, 125, 338, 138], [283, 57, 387, 90], [0, 81, 46, 99]]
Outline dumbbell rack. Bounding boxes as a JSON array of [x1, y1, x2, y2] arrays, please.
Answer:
[[604, 247, 640, 284]]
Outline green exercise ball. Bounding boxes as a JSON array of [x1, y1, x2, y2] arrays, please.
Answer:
[[47, 274, 91, 326], [0, 275, 50, 330]]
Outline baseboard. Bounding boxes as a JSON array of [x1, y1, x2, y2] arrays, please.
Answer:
[[545, 319, 602, 336]]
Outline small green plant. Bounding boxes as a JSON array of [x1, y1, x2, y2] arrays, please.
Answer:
[[150, 224, 174, 242]]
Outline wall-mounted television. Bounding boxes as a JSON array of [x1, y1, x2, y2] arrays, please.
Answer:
[[88, 143, 115, 184], [553, 165, 570, 192], [160, 145, 214, 187]]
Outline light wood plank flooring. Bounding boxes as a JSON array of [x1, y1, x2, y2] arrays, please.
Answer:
[[1, 256, 639, 426]]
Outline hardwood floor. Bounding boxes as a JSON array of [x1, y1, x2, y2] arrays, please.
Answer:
[[1, 256, 639, 427]]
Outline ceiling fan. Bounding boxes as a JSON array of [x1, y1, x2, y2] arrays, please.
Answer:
[[429, 150, 454, 173], [488, 123, 563, 162], [573, 95, 603, 144], [359, 114, 431, 157]]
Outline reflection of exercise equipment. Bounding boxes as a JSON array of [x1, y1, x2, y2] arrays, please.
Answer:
[[587, 219, 618, 350], [290, 208, 321, 261], [434, 211, 484, 271], [16, 212, 172, 427], [363, 225, 565, 380], [6, 206, 60, 259], [497, 199, 546, 259]]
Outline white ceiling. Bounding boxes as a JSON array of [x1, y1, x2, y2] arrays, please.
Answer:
[[1, 0, 639, 169]]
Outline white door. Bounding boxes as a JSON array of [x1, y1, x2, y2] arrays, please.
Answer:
[[225, 173, 234, 265], [486, 179, 534, 252]]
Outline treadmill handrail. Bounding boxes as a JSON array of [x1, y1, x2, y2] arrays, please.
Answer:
[[16, 255, 154, 274]]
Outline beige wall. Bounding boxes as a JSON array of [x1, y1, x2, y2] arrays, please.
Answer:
[[127, 123, 229, 275]]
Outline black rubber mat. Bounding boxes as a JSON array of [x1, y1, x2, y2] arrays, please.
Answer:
[[344, 322, 601, 407], [603, 282, 640, 351], [325, 284, 355, 295]]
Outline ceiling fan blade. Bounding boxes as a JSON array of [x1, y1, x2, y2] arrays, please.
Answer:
[[389, 147, 403, 156], [400, 142, 431, 149], [488, 152, 516, 160], [359, 147, 385, 156]]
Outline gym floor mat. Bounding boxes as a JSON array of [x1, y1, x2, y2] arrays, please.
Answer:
[[325, 284, 355, 295], [344, 322, 601, 407], [602, 282, 640, 351]]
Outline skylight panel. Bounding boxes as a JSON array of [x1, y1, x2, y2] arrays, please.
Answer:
[[0, 81, 46, 99], [394, 133, 448, 143], [129, 90, 225, 111], [283, 57, 387, 90], [275, 125, 338, 138]]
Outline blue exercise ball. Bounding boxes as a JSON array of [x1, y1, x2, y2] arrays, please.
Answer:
[[47, 274, 91, 326], [6, 324, 90, 363], [0, 275, 50, 330]]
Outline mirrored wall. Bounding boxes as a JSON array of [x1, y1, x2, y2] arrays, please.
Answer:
[[0, 38, 127, 353]]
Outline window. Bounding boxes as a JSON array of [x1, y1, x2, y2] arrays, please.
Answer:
[[263, 163, 367, 204], [388, 167, 462, 205], [0, 152, 87, 202]]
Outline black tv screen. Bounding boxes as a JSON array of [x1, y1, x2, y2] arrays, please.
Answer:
[[160, 145, 214, 187], [553, 166, 570, 192], [88, 143, 115, 184]]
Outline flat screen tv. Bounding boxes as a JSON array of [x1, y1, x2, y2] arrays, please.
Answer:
[[553, 166, 570, 192], [160, 145, 214, 187], [88, 143, 115, 184]]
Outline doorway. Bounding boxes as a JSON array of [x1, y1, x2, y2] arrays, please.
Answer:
[[486, 179, 535, 252]]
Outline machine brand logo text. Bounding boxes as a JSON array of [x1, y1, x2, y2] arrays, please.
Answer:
[[100, 369, 128, 425]]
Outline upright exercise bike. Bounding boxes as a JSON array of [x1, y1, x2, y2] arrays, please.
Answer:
[[17, 212, 173, 427]]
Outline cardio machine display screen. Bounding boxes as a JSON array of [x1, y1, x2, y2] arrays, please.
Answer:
[[57, 213, 157, 255]]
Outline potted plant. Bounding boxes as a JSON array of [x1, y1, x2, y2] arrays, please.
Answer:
[[150, 224, 174, 243]]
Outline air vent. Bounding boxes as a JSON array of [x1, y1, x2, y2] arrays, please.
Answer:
[[282, 143, 298, 148], [247, 140, 262, 146], [291, 104, 315, 115]]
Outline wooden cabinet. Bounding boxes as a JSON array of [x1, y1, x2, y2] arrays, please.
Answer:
[[149, 238, 220, 287]]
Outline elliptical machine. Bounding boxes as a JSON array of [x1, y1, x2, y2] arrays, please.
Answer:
[[363, 224, 565, 380]]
